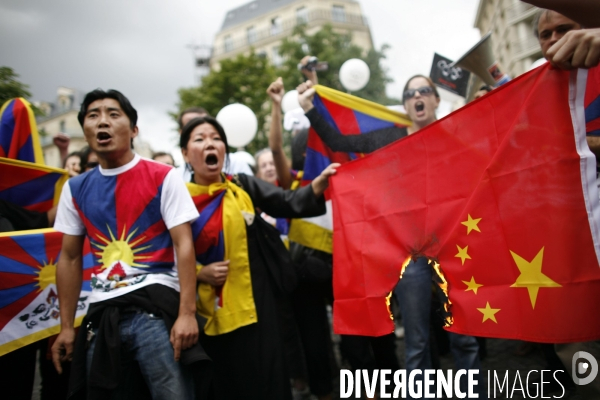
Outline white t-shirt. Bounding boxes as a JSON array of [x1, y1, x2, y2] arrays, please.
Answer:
[[55, 154, 199, 303]]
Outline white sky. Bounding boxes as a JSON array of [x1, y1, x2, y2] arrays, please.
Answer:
[[0, 0, 482, 160]]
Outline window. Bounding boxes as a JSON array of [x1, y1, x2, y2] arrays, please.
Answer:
[[272, 46, 283, 67], [332, 5, 345, 22], [247, 26, 257, 44], [224, 35, 233, 52], [271, 16, 282, 35], [296, 6, 308, 24]]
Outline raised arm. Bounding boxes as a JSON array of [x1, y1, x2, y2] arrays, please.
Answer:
[[52, 233, 85, 374], [266, 77, 294, 189]]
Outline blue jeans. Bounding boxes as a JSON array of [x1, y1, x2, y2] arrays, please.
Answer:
[[394, 257, 485, 399], [87, 309, 194, 400]]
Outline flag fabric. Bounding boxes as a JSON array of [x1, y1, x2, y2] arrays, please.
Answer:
[[0, 229, 94, 356], [586, 66, 600, 136], [0, 157, 68, 213], [289, 86, 411, 253], [330, 64, 600, 343], [0, 98, 44, 165]]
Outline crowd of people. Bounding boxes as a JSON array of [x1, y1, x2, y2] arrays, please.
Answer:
[[2, 1, 599, 399]]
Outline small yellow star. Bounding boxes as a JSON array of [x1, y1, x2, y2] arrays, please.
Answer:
[[461, 214, 482, 235], [463, 276, 483, 294], [510, 247, 561, 309], [477, 302, 500, 323], [455, 245, 471, 265]]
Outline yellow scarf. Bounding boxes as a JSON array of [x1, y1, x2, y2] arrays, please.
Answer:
[[186, 178, 257, 335]]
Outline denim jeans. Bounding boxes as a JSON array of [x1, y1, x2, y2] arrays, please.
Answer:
[[87, 309, 194, 400], [394, 257, 485, 399]]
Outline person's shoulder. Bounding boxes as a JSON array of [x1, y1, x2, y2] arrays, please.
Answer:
[[136, 157, 175, 182]]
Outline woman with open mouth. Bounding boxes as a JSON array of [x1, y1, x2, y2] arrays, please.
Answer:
[[180, 116, 338, 400]]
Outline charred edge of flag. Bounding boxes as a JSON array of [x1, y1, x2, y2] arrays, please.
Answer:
[[431, 260, 454, 327]]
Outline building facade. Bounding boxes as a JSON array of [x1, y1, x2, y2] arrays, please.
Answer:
[[211, 0, 373, 68], [474, 0, 542, 80]]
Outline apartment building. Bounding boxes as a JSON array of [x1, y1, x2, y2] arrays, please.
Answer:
[[211, 0, 373, 68]]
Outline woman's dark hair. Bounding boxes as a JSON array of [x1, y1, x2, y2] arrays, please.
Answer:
[[78, 89, 138, 129], [62, 151, 81, 169], [180, 116, 230, 169], [402, 74, 440, 105]]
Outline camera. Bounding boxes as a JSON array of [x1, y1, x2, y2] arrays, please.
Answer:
[[298, 56, 328, 72]]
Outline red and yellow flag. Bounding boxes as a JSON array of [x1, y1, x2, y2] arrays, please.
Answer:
[[330, 65, 600, 343]]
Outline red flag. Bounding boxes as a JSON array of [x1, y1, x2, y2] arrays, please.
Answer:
[[330, 65, 600, 343]]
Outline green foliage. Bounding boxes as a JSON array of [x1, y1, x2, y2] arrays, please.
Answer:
[[276, 24, 397, 104], [176, 52, 276, 154], [174, 25, 396, 156], [0, 66, 44, 116]]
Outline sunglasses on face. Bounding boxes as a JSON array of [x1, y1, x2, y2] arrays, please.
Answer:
[[403, 86, 435, 101]]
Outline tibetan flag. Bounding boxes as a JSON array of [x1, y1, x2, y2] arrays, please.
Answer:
[[0, 229, 94, 356], [289, 86, 411, 254], [330, 64, 600, 343], [586, 65, 600, 136], [0, 98, 44, 165], [0, 157, 68, 213]]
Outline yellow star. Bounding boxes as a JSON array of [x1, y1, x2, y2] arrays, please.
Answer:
[[455, 245, 471, 265], [463, 276, 483, 294], [510, 247, 561, 309], [477, 302, 500, 323], [461, 214, 482, 235]]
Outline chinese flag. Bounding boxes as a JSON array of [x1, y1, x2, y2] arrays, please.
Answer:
[[330, 65, 600, 343]]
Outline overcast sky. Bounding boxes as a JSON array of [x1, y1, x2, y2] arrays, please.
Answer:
[[0, 0, 481, 159]]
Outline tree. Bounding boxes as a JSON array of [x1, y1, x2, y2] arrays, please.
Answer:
[[0, 67, 43, 115], [276, 24, 397, 105], [176, 52, 276, 155]]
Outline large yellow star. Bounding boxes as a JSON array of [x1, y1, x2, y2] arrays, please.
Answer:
[[455, 245, 471, 265], [510, 247, 561, 309], [477, 302, 500, 323], [461, 214, 482, 234], [463, 276, 483, 294]]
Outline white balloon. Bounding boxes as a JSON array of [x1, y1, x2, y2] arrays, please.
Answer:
[[216, 103, 257, 148], [339, 58, 370, 92], [281, 90, 300, 113]]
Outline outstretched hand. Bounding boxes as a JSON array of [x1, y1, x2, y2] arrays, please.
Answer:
[[546, 28, 600, 69], [267, 77, 285, 104], [297, 80, 316, 112], [311, 163, 341, 197]]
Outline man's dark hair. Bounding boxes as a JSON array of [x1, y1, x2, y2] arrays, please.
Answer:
[[177, 107, 209, 130], [78, 89, 138, 129], [180, 116, 230, 170]]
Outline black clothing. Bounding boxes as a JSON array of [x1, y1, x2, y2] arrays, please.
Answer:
[[200, 174, 325, 400], [305, 107, 408, 154], [68, 284, 211, 400], [0, 199, 48, 231]]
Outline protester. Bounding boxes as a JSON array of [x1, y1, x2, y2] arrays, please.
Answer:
[[51, 89, 206, 399], [63, 151, 82, 177], [152, 151, 175, 167], [53, 132, 71, 166], [180, 115, 337, 399], [254, 148, 277, 184], [298, 74, 484, 397], [473, 85, 493, 100], [176, 106, 252, 180]]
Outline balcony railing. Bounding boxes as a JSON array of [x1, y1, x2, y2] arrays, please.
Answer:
[[214, 8, 369, 57]]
